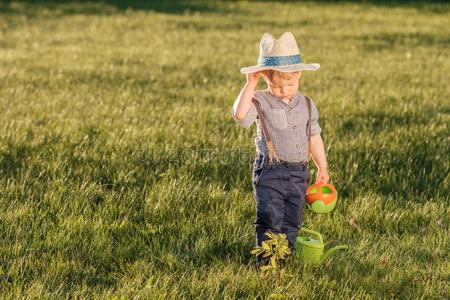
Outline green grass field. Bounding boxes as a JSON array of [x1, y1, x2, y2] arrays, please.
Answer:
[[0, 0, 449, 298]]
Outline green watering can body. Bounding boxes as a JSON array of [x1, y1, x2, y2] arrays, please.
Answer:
[[295, 228, 348, 264]]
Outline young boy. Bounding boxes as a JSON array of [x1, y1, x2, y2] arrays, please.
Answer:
[[231, 32, 330, 267]]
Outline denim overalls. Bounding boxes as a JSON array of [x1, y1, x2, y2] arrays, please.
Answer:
[[252, 153, 310, 261]]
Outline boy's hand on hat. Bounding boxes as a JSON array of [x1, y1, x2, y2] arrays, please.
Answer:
[[246, 71, 261, 86]]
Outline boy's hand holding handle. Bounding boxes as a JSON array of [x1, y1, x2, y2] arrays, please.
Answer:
[[315, 167, 330, 184]]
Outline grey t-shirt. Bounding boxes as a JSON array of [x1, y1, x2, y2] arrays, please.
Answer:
[[232, 89, 321, 163]]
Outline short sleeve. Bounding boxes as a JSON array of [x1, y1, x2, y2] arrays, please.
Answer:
[[232, 101, 258, 129], [310, 100, 322, 136]]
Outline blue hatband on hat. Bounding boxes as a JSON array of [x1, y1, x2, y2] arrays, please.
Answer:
[[258, 54, 301, 66]]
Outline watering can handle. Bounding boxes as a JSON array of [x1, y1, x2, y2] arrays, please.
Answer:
[[300, 228, 323, 245]]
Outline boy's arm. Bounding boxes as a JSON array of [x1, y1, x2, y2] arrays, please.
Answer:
[[231, 72, 261, 128], [310, 135, 328, 171], [310, 135, 330, 183], [308, 100, 330, 183]]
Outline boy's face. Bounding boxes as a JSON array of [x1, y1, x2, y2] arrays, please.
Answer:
[[264, 72, 301, 101]]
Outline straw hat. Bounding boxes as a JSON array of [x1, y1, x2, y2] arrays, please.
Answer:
[[240, 32, 320, 74]]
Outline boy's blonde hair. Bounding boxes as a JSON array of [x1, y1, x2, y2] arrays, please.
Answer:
[[262, 70, 300, 82]]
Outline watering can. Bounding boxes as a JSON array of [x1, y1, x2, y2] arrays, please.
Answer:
[[306, 183, 338, 214], [295, 228, 348, 264]]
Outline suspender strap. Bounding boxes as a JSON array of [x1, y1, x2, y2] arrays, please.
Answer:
[[251, 97, 280, 164], [305, 95, 312, 183], [305, 96, 312, 162]]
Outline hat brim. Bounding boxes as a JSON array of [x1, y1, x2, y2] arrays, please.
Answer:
[[240, 63, 320, 74]]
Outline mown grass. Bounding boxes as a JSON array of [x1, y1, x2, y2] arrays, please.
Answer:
[[0, 0, 449, 298]]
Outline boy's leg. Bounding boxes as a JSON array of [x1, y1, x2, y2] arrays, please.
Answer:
[[253, 168, 289, 265], [254, 183, 285, 247], [282, 167, 308, 254]]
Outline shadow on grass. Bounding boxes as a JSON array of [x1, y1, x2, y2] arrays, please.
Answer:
[[1, 0, 449, 16], [0, 142, 32, 178], [0, 0, 236, 16], [326, 255, 431, 298], [338, 108, 438, 134], [329, 106, 448, 201], [333, 140, 447, 202], [187, 237, 253, 268], [304, 0, 450, 12]]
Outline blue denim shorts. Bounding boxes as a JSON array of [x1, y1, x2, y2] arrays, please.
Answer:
[[252, 154, 310, 255]]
